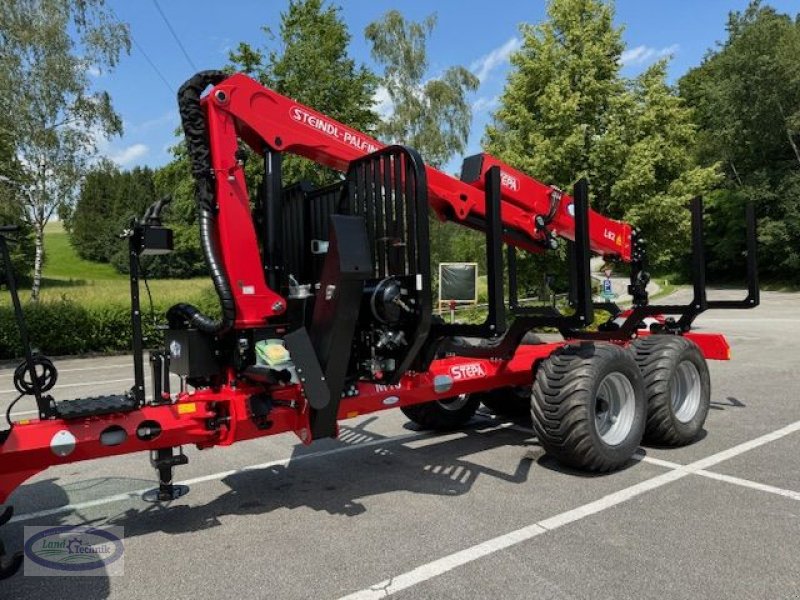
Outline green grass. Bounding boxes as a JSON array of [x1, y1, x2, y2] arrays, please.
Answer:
[[1, 221, 213, 308], [42, 221, 123, 281], [647, 279, 679, 302], [4, 277, 215, 309]]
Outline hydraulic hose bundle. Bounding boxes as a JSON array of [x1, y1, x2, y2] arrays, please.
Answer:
[[168, 70, 236, 335]]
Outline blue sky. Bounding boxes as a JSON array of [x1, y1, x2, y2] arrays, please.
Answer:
[[99, 0, 799, 175]]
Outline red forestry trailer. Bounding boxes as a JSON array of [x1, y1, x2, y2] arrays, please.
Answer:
[[0, 71, 759, 578]]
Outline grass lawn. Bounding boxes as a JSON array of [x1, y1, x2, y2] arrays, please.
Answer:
[[41, 221, 123, 281], [1, 221, 212, 308]]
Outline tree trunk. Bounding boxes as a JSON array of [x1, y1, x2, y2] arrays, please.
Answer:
[[776, 100, 800, 168], [784, 128, 800, 168], [729, 160, 744, 187], [31, 222, 44, 302]]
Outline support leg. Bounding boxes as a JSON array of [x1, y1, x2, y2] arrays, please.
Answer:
[[142, 447, 189, 503]]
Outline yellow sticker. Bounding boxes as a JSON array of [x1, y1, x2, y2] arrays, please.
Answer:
[[616, 235, 622, 246], [177, 402, 197, 415], [346, 410, 359, 419]]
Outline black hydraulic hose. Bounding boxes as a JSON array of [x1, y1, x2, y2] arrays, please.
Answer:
[[168, 70, 235, 335]]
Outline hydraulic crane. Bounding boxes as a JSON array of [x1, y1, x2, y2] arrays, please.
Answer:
[[0, 71, 758, 579]]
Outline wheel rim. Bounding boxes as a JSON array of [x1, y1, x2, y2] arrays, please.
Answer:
[[438, 394, 470, 412], [594, 372, 636, 446], [671, 361, 702, 423]]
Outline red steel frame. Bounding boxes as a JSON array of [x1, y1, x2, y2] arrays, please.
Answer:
[[0, 74, 729, 504]]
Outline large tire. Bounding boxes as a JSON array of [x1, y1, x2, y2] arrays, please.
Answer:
[[630, 336, 711, 446], [401, 394, 480, 431], [479, 387, 531, 417], [531, 343, 646, 472]]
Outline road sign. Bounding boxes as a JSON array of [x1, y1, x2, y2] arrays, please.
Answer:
[[439, 263, 478, 304], [601, 277, 615, 301]]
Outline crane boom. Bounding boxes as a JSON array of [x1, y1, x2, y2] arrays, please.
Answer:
[[208, 73, 632, 260]]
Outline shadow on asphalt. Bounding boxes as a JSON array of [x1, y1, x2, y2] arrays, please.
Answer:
[[83, 419, 538, 540], [710, 396, 746, 410], [4, 418, 532, 598], [1, 396, 743, 597], [3, 478, 111, 599]]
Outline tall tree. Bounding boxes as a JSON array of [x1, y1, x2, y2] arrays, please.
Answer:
[[680, 1, 800, 279], [599, 61, 721, 269], [0, 0, 130, 300], [0, 129, 34, 281], [681, 1, 800, 177], [70, 162, 155, 264], [229, 0, 379, 185], [365, 11, 479, 168], [485, 0, 624, 189], [147, 147, 208, 278], [484, 0, 624, 284], [365, 11, 479, 279], [487, 0, 716, 273]]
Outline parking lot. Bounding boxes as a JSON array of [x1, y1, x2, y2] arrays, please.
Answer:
[[1, 289, 798, 599]]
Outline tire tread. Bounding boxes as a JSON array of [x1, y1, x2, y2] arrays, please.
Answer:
[[531, 343, 644, 472], [631, 335, 710, 446]]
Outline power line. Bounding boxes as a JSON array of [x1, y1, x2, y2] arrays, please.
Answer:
[[151, 0, 198, 71], [131, 34, 175, 94], [109, 6, 174, 94]]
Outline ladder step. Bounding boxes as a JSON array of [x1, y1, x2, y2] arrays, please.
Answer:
[[56, 394, 138, 420]]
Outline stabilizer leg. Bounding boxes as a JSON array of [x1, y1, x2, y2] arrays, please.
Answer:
[[142, 447, 189, 503]]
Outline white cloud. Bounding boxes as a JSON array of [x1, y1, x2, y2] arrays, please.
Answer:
[[472, 95, 500, 113], [470, 37, 521, 83], [621, 44, 679, 67], [110, 143, 149, 166], [87, 65, 101, 77], [373, 85, 394, 119]]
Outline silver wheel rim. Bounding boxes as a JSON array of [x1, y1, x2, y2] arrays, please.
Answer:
[[595, 372, 636, 446], [671, 361, 702, 423], [438, 394, 470, 412]]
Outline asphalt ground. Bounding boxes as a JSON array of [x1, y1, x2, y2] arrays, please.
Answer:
[[0, 289, 798, 599]]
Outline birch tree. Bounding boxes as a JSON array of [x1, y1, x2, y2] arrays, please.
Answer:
[[0, 0, 130, 300]]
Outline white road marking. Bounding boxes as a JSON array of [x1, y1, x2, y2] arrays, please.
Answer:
[[635, 454, 682, 469], [694, 469, 800, 501], [10, 420, 524, 523], [339, 419, 800, 600], [9, 429, 433, 524], [52, 363, 131, 373], [10, 416, 797, 527], [522, 425, 800, 503], [0, 377, 133, 395], [8, 409, 46, 417], [688, 420, 800, 469], [636, 454, 800, 501], [0, 362, 128, 379]]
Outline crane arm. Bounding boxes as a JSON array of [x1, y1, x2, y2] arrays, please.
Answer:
[[208, 73, 632, 259]]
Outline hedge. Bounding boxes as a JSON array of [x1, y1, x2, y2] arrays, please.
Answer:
[[0, 296, 219, 360]]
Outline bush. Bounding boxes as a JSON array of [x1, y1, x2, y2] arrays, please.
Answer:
[[0, 293, 222, 360], [0, 204, 34, 283]]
